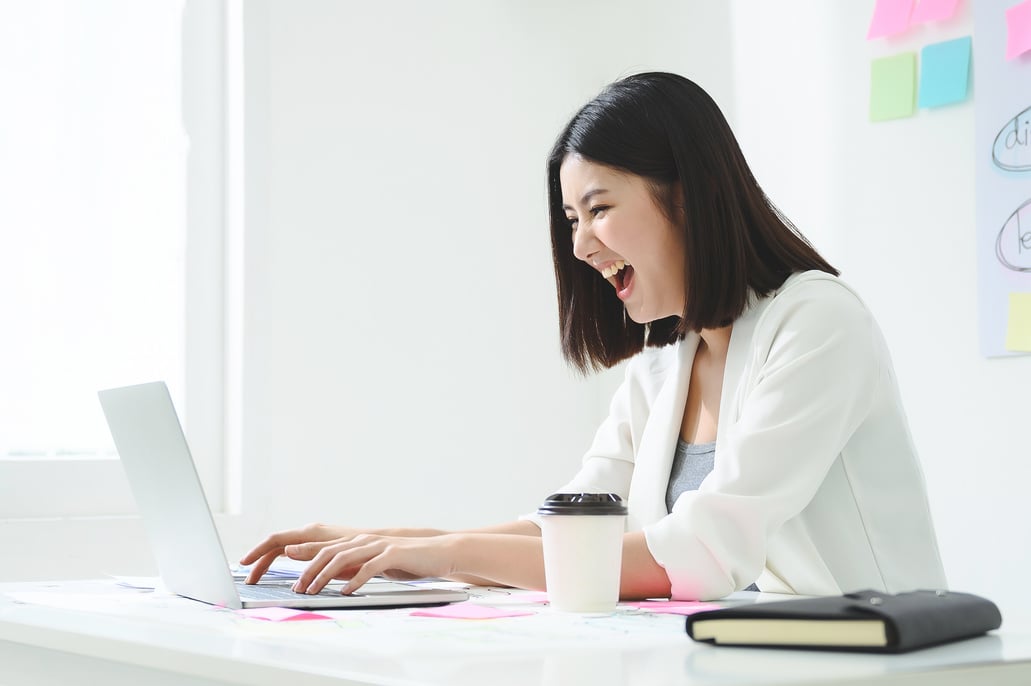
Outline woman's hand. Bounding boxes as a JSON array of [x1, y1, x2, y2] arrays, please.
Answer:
[[287, 533, 461, 595], [239, 522, 368, 584]]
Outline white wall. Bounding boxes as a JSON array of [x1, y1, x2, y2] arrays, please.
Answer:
[[729, 0, 1031, 606], [230, 0, 735, 550]]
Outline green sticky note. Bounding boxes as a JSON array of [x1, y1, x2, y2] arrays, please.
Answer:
[[1005, 293, 1031, 352], [870, 52, 916, 122], [918, 36, 971, 108]]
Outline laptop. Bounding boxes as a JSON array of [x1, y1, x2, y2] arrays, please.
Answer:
[[98, 381, 469, 610]]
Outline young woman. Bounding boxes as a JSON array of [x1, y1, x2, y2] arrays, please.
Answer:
[[241, 72, 947, 601]]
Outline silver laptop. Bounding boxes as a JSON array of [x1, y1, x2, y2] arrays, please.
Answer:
[[98, 381, 468, 610]]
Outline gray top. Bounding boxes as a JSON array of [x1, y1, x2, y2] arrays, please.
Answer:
[[665, 439, 716, 513]]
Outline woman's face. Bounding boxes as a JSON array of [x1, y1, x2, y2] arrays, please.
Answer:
[[560, 154, 686, 324]]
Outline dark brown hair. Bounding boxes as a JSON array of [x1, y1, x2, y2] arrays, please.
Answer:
[[547, 72, 838, 373]]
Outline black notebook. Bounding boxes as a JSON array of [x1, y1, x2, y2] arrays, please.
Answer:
[[685, 589, 1002, 653]]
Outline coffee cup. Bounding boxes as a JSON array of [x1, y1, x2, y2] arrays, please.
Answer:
[[536, 492, 628, 613]]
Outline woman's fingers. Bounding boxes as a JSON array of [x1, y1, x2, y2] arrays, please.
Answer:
[[240, 530, 301, 583], [337, 541, 444, 593], [243, 548, 284, 585], [240, 527, 311, 565], [240, 524, 358, 584], [239, 534, 282, 566], [339, 553, 392, 595], [302, 537, 455, 595], [284, 541, 327, 561], [294, 538, 382, 594]]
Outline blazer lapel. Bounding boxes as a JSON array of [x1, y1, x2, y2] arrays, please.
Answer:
[[626, 333, 700, 529], [716, 290, 767, 456]]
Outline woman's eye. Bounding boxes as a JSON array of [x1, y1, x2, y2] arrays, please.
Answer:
[[567, 216, 579, 230], [590, 205, 609, 217]]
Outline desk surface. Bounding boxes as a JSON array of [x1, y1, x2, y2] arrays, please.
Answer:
[[1, 580, 1030, 686]]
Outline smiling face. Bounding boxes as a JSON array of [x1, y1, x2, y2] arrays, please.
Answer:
[[560, 154, 686, 324]]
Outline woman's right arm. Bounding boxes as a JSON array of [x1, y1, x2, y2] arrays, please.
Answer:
[[373, 520, 546, 587], [239, 519, 541, 584]]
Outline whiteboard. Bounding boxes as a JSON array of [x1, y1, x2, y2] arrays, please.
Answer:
[[975, 0, 1031, 357]]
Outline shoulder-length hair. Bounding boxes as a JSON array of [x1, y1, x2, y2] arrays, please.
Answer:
[[547, 72, 838, 373]]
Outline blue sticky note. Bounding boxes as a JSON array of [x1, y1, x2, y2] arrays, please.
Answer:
[[918, 36, 972, 108]]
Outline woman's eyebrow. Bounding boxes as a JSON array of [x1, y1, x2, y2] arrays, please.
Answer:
[[562, 188, 610, 211]]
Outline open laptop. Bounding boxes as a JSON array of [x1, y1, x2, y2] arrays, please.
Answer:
[[98, 381, 469, 610]]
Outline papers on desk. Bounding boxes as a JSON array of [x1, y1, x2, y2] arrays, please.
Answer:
[[5, 580, 163, 614], [231, 556, 308, 581], [107, 558, 308, 592], [5, 577, 729, 647], [1, 581, 770, 662], [626, 600, 723, 616], [5, 591, 156, 613], [411, 602, 536, 620], [236, 607, 333, 622], [405, 592, 721, 619], [111, 575, 166, 591]]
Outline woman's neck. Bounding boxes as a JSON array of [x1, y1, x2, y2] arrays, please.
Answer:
[[697, 325, 733, 359]]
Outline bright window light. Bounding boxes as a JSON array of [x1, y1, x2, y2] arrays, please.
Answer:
[[0, 1, 190, 459]]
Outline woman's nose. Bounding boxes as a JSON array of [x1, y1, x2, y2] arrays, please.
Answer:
[[571, 223, 600, 263]]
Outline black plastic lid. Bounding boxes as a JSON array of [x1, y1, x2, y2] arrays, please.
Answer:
[[536, 493, 628, 516]]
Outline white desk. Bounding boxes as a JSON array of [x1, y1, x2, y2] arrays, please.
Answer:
[[1, 581, 1029, 686]]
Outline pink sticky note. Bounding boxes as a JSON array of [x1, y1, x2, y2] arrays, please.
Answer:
[[1007, 0, 1031, 60], [235, 607, 333, 622], [910, 0, 961, 24], [626, 600, 723, 616], [867, 0, 915, 39], [410, 602, 535, 619]]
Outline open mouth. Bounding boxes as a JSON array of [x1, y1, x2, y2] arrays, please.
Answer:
[[616, 264, 634, 292], [602, 261, 634, 293]]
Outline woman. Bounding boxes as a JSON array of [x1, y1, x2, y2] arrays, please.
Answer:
[[241, 72, 946, 601]]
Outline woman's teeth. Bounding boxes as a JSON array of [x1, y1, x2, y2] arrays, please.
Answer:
[[601, 260, 627, 279]]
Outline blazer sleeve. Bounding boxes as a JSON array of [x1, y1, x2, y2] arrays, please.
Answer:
[[644, 282, 884, 600]]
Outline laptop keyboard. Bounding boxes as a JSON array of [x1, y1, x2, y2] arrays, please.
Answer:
[[237, 582, 352, 600]]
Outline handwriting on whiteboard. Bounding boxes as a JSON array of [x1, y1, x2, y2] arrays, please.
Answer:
[[993, 105, 1031, 172]]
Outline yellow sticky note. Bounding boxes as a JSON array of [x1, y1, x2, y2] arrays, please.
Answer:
[[1004, 293, 1031, 352]]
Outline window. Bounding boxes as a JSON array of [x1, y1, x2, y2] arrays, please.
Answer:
[[0, 1, 228, 519]]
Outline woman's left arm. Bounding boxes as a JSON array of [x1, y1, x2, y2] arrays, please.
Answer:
[[445, 530, 671, 598], [620, 531, 673, 599]]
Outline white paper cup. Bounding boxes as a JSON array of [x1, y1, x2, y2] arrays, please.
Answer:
[[537, 493, 628, 613]]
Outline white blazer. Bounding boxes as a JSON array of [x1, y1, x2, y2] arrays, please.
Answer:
[[541, 271, 947, 600]]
